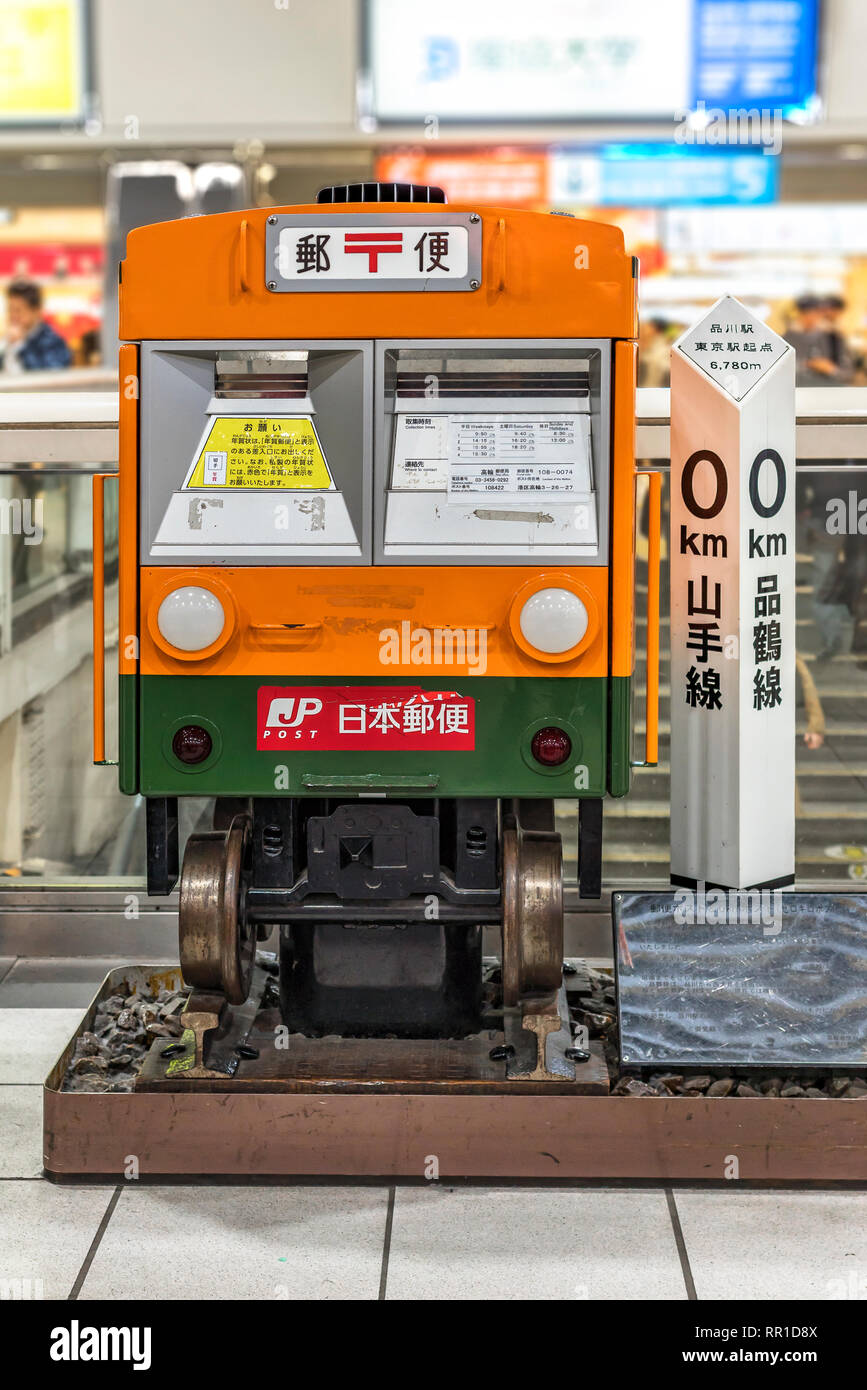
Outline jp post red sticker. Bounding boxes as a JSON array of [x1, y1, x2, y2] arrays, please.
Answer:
[[257, 686, 475, 751]]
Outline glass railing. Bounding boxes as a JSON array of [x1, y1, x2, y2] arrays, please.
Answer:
[[581, 386, 867, 891], [0, 387, 865, 909], [0, 393, 143, 890]]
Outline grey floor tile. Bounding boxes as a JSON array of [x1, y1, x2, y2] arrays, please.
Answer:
[[675, 1189, 867, 1300], [0, 1181, 115, 1299], [386, 1185, 687, 1300], [0, 1085, 43, 1177], [0, 1009, 83, 1083], [79, 1185, 389, 1300], [0, 958, 121, 1009]]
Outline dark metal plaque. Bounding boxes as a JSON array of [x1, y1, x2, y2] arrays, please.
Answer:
[[614, 892, 867, 1067]]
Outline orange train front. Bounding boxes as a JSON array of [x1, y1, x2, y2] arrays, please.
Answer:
[[95, 182, 660, 1069]]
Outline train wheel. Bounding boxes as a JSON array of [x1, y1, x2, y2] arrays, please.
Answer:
[[178, 815, 254, 1005], [501, 806, 564, 1008]]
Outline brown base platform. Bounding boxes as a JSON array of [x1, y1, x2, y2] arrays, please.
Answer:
[[42, 966, 867, 1182], [43, 1089, 867, 1182]]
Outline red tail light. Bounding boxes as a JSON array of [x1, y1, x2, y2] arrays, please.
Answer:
[[172, 725, 213, 765], [530, 726, 572, 767]]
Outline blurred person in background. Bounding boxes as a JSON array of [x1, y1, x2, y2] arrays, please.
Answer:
[[786, 293, 855, 387], [821, 293, 867, 382], [74, 327, 101, 367], [812, 530, 866, 662], [818, 293, 861, 381], [637, 316, 671, 388], [816, 295, 867, 664], [0, 279, 72, 372], [789, 291, 864, 665]]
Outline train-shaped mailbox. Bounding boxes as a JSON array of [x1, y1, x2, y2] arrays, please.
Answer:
[[93, 183, 659, 1083]]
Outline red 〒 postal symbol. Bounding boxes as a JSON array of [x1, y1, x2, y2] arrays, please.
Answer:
[[343, 231, 402, 272], [257, 685, 475, 751]]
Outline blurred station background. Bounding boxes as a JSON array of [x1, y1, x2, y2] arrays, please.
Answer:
[[1, 0, 866, 923]]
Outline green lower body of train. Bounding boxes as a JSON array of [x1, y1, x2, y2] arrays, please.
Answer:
[[119, 674, 634, 799]]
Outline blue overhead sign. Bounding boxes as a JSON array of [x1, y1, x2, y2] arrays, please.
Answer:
[[366, 0, 821, 124], [692, 0, 820, 117], [551, 145, 779, 208]]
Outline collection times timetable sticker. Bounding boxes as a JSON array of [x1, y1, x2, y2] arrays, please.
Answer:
[[446, 414, 592, 498], [185, 417, 333, 489]]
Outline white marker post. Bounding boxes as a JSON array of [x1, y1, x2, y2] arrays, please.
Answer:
[[670, 295, 796, 890]]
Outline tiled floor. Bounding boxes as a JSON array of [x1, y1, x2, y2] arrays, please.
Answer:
[[2, 955, 866, 1301]]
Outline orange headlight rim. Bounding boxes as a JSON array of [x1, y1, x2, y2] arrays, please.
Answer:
[[146, 572, 238, 664], [508, 573, 599, 665]]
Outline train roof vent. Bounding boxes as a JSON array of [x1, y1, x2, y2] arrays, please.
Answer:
[[316, 182, 447, 204]]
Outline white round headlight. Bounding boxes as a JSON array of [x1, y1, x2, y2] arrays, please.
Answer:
[[519, 587, 588, 654], [157, 586, 225, 652]]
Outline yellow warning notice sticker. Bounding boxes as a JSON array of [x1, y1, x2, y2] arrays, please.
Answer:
[[184, 417, 333, 490]]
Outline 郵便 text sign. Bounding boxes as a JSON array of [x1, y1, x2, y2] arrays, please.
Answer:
[[265, 213, 482, 293]]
